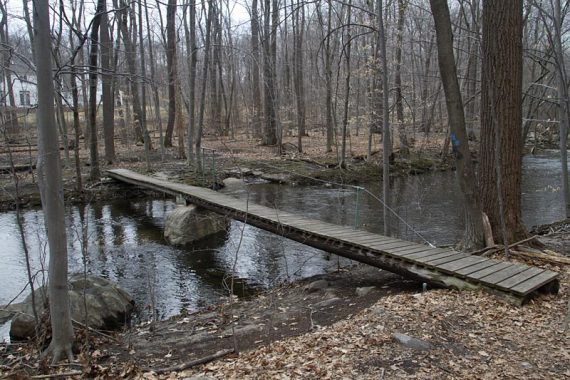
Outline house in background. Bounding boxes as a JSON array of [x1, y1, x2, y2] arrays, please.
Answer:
[[1, 56, 37, 109]]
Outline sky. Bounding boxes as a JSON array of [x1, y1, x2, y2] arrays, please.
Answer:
[[4, 0, 253, 36]]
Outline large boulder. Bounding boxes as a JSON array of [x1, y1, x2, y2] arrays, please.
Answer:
[[6, 274, 134, 341], [164, 205, 228, 246]]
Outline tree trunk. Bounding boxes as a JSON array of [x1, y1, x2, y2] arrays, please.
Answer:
[[185, 0, 197, 161], [165, 0, 177, 147], [118, 0, 144, 143], [250, 0, 262, 139], [196, 0, 213, 168], [294, 0, 306, 153], [430, 0, 485, 250], [377, 0, 391, 236], [395, 0, 409, 156], [145, 0, 164, 159], [549, 0, 570, 218], [0, 3, 18, 131], [340, 1, 353, 168], [101, 0, 115, 164], [33, 0, 74, 363], [325, 0, 334, 152], [479, 0, 527, 243], [465, 0, 480, 140], [138, 0, 149, 161], [420, 37, 435, 136], [262, 0, 278, 146], [88, 0, 104, 181]]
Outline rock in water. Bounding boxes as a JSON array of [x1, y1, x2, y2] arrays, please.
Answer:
[[164, 205, 229, 246], [8, 274, 134, 341], [222, 177, 246, 192]]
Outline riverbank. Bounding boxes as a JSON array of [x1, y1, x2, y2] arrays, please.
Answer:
[[0, 133, 452, 212]]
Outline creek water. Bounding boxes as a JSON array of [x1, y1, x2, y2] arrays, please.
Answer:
[[0, 152, 566, 340]]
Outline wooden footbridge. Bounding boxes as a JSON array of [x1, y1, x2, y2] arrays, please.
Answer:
[[107, 169, 559, 304]]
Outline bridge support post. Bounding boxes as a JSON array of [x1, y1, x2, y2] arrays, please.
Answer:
[[354, 186, 362, 229]]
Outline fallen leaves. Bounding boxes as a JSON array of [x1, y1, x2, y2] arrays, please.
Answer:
[[177, 266, 570, 379]]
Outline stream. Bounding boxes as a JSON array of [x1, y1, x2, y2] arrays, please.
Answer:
[[0, 151, 566, 340]]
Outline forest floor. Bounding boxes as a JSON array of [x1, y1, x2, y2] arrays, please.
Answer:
[[1, 131, 569, 379]]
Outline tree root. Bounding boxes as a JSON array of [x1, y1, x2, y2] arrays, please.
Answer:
[[40, 340, 74, 365]]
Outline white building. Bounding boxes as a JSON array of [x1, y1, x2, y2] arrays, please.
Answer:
[[1, 57, 37, 109]]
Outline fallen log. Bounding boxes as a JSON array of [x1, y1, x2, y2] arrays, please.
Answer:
[[148, 348, 234, 375]]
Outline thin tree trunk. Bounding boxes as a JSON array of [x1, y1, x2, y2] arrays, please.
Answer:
[[101, 0, 115, 163], [196, 1, 213, 168], [33, 0, 74, 362], [294, 0, 306, 153], [0, 3, 18, 130], [340, 1, 353, 168], [88, 0, 104, 181], [165, 0, 177, 147], [184, 0, 197, 161], [378, 0, 391, 236], [118, 0, 144, 143], [549, 0, 570, 217], [395, 0, 409, 156], [250, 0, 262, 139], [430, 0, 485, 250], [138, 0, 148, 150], [145, 0, 164, 159], [325, 0, 333, 152], [262, 0, 278, 146]]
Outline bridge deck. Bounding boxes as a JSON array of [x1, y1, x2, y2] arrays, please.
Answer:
[[107, 168, 559, 304]]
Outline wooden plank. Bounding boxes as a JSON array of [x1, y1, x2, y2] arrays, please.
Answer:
[[317, 229, 371, 238], [306, 227, 358, 238], [510, 271, 559, 295], [409, 250, 458, 262], [437, 256, 489, 272], [496, 267, 544, 289], [385, 246, 433, 257], [339, 235, 398, 251], [398, 248, 450, 258], [455, 259, 500, 276], [467, 262, 513, 280], [343, 234, 398, 245], [387, 244, 433, 254], [478, 264, 529, 285], [424, 253, 471, 266], [310, 224, 356, 233], [365, 240, 417, 251]]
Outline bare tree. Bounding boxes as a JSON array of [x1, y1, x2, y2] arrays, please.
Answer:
[[101, 0, 115, 164], [340, 1, 353, 168], [0, 2, 18, 131], [377, 0, 391, 235], [395, 0, 409, 156], [430, 0, 485, 250], [165, 0, 177, 147], [196, 0, 214, 167], [532, 0, 570, 217], [33, 0, 74, 362], [250, 0, 262, 139], [87, 0, 105, 181], [262, 0, 279, 146], [184, 0, 197, 161], [293, 0, 306, 152]]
